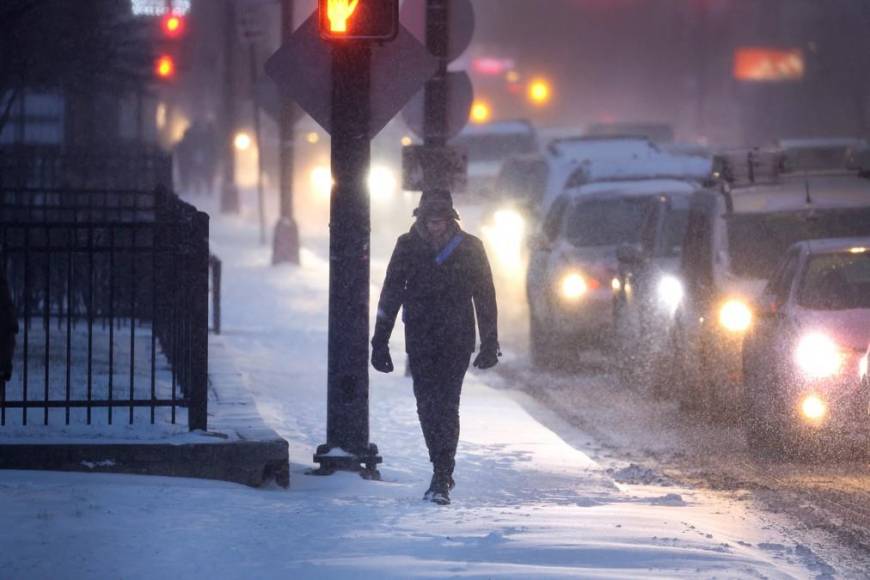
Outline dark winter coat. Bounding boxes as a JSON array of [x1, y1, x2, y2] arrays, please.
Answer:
[[372, 223, 499, 356], [0, 272, 17, 378]]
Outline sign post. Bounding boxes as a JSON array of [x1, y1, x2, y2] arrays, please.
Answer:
[[315, 38, 381, 476], [266, 0, 436, 478]]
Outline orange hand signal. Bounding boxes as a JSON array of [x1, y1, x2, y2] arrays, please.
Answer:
[[327, 0, 360, 33]]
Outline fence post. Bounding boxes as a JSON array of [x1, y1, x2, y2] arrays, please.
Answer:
[[188, 211, 210, 431], [210, 255, 222, 335]]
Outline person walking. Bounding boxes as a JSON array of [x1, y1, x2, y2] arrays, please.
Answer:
[[371, 193, 500, 505]]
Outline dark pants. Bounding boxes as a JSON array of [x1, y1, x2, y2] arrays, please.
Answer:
[[408, 350, 471, 473]]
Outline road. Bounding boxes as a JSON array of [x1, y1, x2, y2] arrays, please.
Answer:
[[460, 201, 870, 577]]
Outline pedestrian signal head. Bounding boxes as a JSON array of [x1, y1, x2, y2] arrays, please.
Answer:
[[318, 0, 399, 41]]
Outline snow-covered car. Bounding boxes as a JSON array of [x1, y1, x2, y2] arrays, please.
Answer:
[[742, 238, 870, 454], [450, 120, 538, 199], [611, 191, 692, 383], [484, 136, 663, 261], [526, 180, 701, 368], [668, 148, 870, 420]]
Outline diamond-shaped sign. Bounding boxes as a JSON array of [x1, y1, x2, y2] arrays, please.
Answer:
[[265, 12, 438, 139]]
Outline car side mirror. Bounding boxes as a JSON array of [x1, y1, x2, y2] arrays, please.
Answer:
[[528, 233, 551, 252], [617, 244, 644, 265]]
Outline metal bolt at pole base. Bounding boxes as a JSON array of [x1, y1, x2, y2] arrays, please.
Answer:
[[311, 443, 383, 479]]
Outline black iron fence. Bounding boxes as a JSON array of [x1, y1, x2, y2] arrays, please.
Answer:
[[0, 187, 209, 430], [0, 145, 173, 191]]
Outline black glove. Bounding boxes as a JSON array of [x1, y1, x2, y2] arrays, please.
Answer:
[[371, 344, 394, 373], [472, 345, 500, 370]]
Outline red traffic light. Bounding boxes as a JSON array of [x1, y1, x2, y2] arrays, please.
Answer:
[[318, 0, 398, 41], [155, 55, 176, 80], [161, 13, 186, 38]]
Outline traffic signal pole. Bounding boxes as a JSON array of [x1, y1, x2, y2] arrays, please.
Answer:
[[220, 0, 240, 214], [272, 0, 301, 265], [312, 41, 382, 477], [422, 0, 451, 199]]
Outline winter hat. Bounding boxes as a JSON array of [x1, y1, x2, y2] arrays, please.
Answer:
[[413, 191, 460, 220]]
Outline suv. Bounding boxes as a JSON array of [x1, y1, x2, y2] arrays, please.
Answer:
[[743, 238, 870, 454], [667, 148, 870, 419], [526, 179, 700, 368]]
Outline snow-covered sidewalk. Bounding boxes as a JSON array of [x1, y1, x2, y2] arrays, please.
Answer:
[[0, 214, 830, 579]]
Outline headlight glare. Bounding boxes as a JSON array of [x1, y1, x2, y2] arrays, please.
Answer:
[[719, 299, 752, 332], [367, 166, 398, 202], [656, 275, 683, 312], [800, 394, 827, 422], [794, 333, 843, 379], [559, 272, 588, 301]]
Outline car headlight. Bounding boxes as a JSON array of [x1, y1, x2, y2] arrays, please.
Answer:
[[794, 333, 843, 379], [719, 299, 752, 332], [368, 165, 398, 202], [656, 275, 683, 312], [800, 394, 827, 422], [559, 272, 588, 301], [310, 165, 333, 198]]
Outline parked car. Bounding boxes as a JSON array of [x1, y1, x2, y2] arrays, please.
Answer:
[[742, 238, 870, 455], [667, 148, 870, 419]]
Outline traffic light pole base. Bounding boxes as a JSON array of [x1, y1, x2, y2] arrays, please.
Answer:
[[310, 443, 383, 480], [220, 183, 240, 214], [272, 217, 300, 265]]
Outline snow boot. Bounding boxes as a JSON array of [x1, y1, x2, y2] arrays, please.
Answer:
[[424, 465, 452, 505]]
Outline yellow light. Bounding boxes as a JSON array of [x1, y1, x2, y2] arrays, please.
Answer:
[[528, 79, 552, 106], [719, 299, 752, 332], [470, 100, 492, 124], [794, 333, 843, 378], [611, 277, 621, 291], [560, 273, 588, 301], [505, 70, 520, 84], [401, 136, 413, 147], [326, 0, 360, 33], [849, 247, 867, 254], [233, 132, 252, 151], [310, 165, 333, 198], [800, 394, 827, 422], [306, 132, 320, 144], [155, 55, 175, 79]]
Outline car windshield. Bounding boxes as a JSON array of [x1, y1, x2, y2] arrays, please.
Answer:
[[452, 133, 537, 163], [798, 252, 870, 310], [562, 197, 651, 247], [495, 159, 548, 203], [658, 209, 689, 257], [726, 208, 870, 279]]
